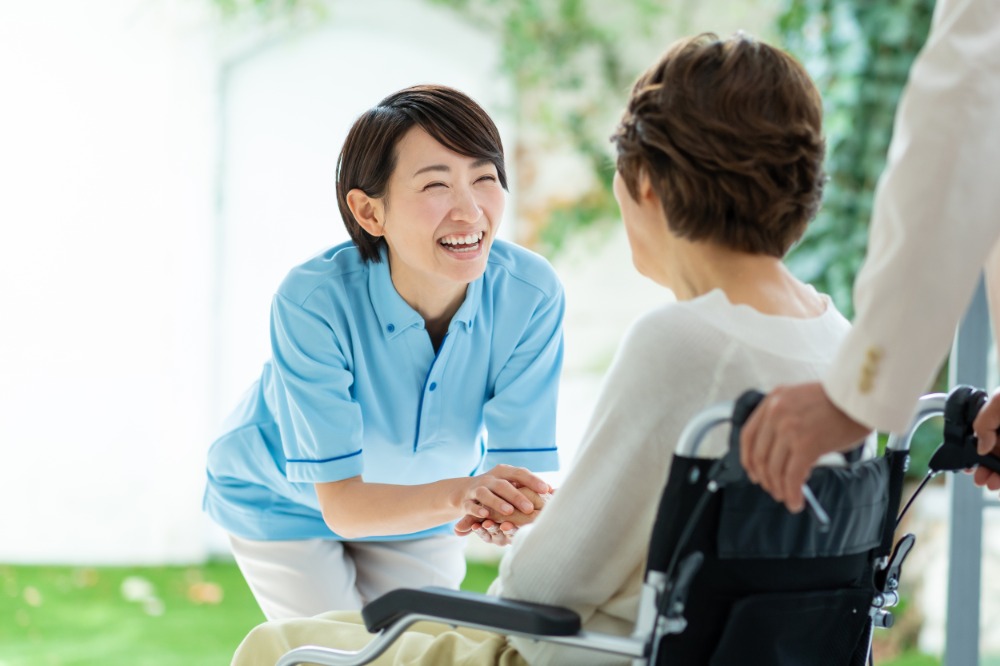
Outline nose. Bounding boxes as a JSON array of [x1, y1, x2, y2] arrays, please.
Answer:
[[450, 184, 482, 223]]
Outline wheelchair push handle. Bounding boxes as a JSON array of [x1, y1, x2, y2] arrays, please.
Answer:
[[929, 385, 1000, 474], [731, 389, 765, 431]]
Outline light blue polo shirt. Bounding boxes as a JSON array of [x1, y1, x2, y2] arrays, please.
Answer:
[[203, 239, 565, 541]]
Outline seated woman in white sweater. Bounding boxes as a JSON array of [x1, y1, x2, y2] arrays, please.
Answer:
[[232, 31, 856, 666]]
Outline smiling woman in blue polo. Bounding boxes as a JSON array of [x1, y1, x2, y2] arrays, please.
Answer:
[[203, 84, 564, 621]]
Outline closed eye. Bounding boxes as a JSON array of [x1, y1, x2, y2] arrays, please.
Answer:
[[476, 174, 498, 184], [422, 182, 447, 191]]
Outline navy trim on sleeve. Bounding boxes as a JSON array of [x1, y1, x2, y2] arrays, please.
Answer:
[[487, 447, 558, 453], [286, 449, 363, 464]]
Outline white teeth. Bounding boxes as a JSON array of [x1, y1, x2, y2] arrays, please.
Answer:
[[441, 231, 485, 246]]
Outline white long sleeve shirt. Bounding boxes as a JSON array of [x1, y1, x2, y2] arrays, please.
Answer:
[[824, 0, 1000, 432]]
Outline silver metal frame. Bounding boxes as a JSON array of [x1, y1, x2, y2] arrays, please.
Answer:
[[886, 393, 945, 453], [276, 614, 651, 666], [276, 615, 649, 666]]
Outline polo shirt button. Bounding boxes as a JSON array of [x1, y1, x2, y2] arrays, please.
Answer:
[[429, 382, 437, 391], [387, 324, 395, 333]]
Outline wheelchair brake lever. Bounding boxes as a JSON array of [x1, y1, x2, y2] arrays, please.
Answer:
[[875, 532, 915, 596]]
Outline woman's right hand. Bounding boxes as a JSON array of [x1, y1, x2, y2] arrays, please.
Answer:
[[460, 464, 551, 521]]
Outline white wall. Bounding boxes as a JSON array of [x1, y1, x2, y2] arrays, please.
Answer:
[[0, 0, 513, 564], [0, 1, 217, 563]]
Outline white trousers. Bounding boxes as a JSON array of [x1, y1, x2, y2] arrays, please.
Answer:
[[229, 534, 467, 620]]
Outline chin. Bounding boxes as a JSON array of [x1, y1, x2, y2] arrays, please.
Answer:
[[453, 261, 488, 285]]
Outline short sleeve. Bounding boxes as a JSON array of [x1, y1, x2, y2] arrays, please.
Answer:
[[481, 285, 565, 471], [270, 293, 364, 483]]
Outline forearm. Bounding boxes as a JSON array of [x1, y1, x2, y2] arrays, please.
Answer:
[[315, 476, 468, 539], [316, 465, 549, 539]]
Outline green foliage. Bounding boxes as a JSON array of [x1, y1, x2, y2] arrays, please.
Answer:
[[778, 0, 934, 317], [208, 0, 324, 20]]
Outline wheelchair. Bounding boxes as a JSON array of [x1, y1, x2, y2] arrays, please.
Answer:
[[276, 386, 1000, 666]]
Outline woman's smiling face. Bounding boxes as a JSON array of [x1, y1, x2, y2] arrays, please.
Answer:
[[377, 126, 505, 299]]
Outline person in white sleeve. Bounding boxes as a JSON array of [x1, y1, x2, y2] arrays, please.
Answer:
[[229, 31, 865, 666], [739, 0, 1000, 512]]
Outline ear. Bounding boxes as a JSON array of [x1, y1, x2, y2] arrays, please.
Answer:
[[636, 170, 658, 205], [346, 189, 385, 236]]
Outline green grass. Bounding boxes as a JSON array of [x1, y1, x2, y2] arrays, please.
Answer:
[[0, 560, 500, 666], [882, 654, 941, 666], [0, 560, 955, 666]]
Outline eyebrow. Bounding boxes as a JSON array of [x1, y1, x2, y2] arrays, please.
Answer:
[[412, 158, 493, 178]]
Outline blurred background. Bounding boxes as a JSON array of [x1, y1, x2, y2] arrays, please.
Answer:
[[1, 0, 997, 663]]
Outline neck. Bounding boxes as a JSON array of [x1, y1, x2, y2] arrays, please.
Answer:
[[660, 239, 824, 318], [387, 256, 468, 336]]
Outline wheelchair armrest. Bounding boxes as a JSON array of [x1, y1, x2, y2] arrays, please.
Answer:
[[361, 587, 582, 636]]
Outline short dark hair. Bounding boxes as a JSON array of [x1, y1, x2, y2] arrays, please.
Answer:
[[611, 32, 826, 257], [336, 84, 508, 262]]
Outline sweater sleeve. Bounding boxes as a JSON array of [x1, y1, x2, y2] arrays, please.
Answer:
[[494, 309, 721, 664]]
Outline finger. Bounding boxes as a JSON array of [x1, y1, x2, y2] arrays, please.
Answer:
[[753, 404, 783, 498], [974, 427, 996, 456], [487, 480, 537, 514], [973, 393, 1000, 454], [463, 498, 491, 519], [473, 486, 516, 516], [750, 401, 782, 490], [740, 404, 764, 482], [974, 466, 990, 487], [760, 431, 788, 503], [454, 516, 478, 535], [472, 527, 491, 543], [491, 464, 551, 495], [990, 473, 1000, 492], [782, 455, 810, 514]]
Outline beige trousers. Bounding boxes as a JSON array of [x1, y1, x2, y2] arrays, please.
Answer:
[[231, 611, 527, 666]]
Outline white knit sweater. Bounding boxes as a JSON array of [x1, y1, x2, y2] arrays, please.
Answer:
[[491, 288, 854, 666]]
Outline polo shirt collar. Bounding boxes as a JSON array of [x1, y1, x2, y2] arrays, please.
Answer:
[[367, 247, 483, 339], [451, 278, 482, 332]]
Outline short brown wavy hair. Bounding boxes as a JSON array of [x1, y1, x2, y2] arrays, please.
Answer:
[[336, 84, 508, 263], [611, 33, 826, 257]]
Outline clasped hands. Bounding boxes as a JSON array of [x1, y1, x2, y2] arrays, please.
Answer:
[[453, 464, 553, 546]]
